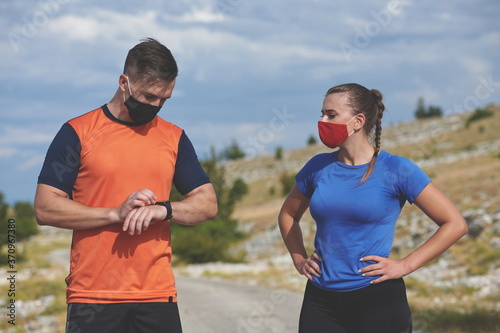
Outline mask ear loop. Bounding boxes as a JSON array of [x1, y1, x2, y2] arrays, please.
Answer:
[[123, 76, 133, 102], [346, 115, 357, 137]]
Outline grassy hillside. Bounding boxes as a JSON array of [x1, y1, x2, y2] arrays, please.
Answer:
[[221, 104, 500, 332], [1, 105, 498, 332]]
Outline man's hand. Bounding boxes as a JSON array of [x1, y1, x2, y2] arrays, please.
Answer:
[[122, 204, 166, 235], [114, 189, 157, 222]]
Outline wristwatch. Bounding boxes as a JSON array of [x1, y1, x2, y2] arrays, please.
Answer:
[[155, 201, 173, 221]]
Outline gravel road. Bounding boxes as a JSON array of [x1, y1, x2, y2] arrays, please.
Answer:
[[48, 248, 304, 333], [175, 275, 303, 333]]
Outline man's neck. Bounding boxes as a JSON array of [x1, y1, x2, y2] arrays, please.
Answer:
[[107, 89, 133, 122]]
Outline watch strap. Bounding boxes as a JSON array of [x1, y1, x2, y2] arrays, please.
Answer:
[[155, 201, 173, 221]]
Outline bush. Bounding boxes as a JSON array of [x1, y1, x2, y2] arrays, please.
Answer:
[[414, 97, 443, 119], [413, 308, 500, 333], [0, 194, 39, 266], [222, 139, 245, 161], [168, 148, 249, 263], [280, 172, 296, 196], [307, 135, 317, 146], [171, 218, 245, 263], [13, 202, 39, 240], [465, 108, 494, 128], [275, 146, 283, 160]]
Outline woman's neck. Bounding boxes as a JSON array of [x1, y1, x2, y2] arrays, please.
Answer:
[[337, 141, 376, 166]]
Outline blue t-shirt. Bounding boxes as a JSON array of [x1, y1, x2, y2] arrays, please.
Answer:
[[295, 150, 431, 292]]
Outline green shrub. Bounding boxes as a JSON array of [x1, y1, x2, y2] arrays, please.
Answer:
[[280, 172, 295, 196], [414, 97, 443, 119], [275, 146, 283, 160], [307, 135, 317, 146], [168, 148, 249, 264], [171, 218, 245, 263], [465, 108, 493, 128], [413, 308, 500, 333]]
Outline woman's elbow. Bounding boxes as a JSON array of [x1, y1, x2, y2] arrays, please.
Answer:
[[458, 218, 469, 238]]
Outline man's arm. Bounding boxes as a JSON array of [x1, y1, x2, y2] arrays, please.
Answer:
[[121, 183, 217, 235], [171, 183, 217, 225], [34, 183, 157, 230]]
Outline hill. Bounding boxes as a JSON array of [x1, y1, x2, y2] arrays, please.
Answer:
[[179, 105, 500, 331], [1, 105, 498, 332]]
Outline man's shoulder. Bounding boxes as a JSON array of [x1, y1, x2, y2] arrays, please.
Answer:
[[67, 107, 105, 127], [155, 117, 184, 136], [156, 116, 182, 130]]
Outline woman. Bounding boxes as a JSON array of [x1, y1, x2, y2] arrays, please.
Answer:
[[278, 83, 468, 333]]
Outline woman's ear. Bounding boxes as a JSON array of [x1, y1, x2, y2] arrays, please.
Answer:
[[354, 113, 366, 131]]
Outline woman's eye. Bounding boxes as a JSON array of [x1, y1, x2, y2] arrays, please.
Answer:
[[320, 112, 335, 119]]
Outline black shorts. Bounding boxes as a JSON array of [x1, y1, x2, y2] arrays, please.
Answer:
[[65, 302, 182, 333], [299, 279, 412, 333]]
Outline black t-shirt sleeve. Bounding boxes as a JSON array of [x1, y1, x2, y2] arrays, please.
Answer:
[[37, 123, 81, 195], [173, 131, 211, 196]]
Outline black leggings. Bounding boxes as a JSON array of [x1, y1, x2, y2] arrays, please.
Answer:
[[299, 279, 412, 333]]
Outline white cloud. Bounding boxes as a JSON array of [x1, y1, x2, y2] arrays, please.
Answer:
[[0, 127, 54, 145], [19, 153, 45, 170], [177, 6, 225, 23], [0, 148, 16, 158], [1, 0, 499, 203], [458, 57, 492, 76], [45, 9, 159, 42]]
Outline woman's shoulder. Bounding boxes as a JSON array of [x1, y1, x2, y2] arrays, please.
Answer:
[[378, 150, 423, 174], [298, 151, 338, 176], [305, 151, 338, 166], [379, 150, 414, 164]]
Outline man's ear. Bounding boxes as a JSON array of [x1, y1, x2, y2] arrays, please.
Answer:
[[118, 74, 128, 93]]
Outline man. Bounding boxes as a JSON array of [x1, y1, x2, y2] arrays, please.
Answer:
[[34, 38, 217, 333]]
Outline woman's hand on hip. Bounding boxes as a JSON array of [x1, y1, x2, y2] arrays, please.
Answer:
[[358, 255, 411, 284], [296, 253, 322, 281]]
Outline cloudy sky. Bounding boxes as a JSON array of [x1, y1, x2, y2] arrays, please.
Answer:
[[1, 0, 499, 204]]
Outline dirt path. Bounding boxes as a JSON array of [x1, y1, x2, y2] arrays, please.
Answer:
[[47, 248, 303, 332], [175, 275, 303, 333]]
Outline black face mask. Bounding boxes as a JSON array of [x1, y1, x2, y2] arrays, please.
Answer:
[[124, 95, 161, 125], [124, 77, 162, 125]]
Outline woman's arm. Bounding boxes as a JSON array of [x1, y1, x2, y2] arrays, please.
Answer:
[[278, 185, 321, 280], [359, 182, 468, 284]]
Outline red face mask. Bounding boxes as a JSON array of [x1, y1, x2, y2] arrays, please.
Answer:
[[318, 116, 355, 149]]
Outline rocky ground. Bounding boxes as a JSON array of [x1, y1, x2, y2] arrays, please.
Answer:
[[2, 107, 499, 332]]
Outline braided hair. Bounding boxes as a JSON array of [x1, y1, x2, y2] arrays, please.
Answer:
[[325, 83, 385, 184]]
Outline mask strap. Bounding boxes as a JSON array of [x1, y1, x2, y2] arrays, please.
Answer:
[[123, 76, 133, 102], [347, 115, 357, 136]]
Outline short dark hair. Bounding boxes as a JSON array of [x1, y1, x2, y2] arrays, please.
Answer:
[[123, 37, 178, 85]]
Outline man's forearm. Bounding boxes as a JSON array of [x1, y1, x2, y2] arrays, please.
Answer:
[[35, 190, 119, 230], [34, 184, 158, 230], [170, 183, 218, 225]]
